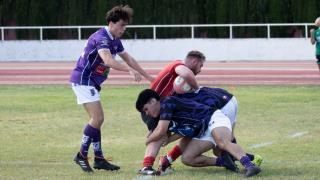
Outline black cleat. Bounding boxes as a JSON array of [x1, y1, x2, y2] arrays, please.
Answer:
[[74, 152, 93, 173], [93, 158, 120, 171], [221, 152, 239, 173], [245, 166, 261, 177]]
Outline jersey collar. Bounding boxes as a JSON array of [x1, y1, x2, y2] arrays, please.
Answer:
[[104, 27, 114, 40]]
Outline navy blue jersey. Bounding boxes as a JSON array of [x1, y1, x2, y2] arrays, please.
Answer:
[[160, 96, 217, 138], [174, 87, 233, 109]]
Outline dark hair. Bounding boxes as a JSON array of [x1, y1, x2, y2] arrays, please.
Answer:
[[186, 50, 206, 61], [105, 5, 133, 24], [136, 89, 160, 112]]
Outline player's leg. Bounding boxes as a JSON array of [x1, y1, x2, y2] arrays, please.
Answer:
[[185, 123, 238, 172], [181, 139, 214, 167], [83, 101, 120, 171], [316, 55, 320, 72], [138, 140, 163, 175], [181, 139, 238, 172], [221, 97, 262, 165], [158, 137, 191, 173], [71, 84, 100, 172], [138, 113, 162, 175], [210, 110, 260, 177]]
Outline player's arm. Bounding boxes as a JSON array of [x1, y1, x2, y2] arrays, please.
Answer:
[[175, 65, 199, 90], [162, 133, 183, 147], [119, 52, 155, 82], [146, 120, 170, 145], [310, 29, 316, 45], [98, 49, 129, 72]]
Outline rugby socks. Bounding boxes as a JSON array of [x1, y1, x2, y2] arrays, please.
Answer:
[[79, 124, 104, 159], [143, 156, 155, 167], [240, 156, 255, 169], [91, 126, 104, 159], [80, 124, 93, 158], [167, 145, 182, 163], [215, 156, 224, 166], [232, 138, 254, 161], [246, 153, 255, 161]]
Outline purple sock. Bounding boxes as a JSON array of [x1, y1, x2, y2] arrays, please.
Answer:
[[91, 127, 104, 159], [79, 124, 93, 157], [215, 156, 223, 166], [246, 153, 255, 161], [231, 138, 254, 161], [240, 156, 255, 169]]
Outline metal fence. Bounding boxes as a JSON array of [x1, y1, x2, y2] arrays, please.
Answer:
[[0, 23, 314, 41]]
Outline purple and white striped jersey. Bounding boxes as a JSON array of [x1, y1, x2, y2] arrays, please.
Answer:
[[70, 27, 124, 91]]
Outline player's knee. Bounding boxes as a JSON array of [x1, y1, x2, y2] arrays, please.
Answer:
[[90, 116, 104, 127], [216, 140, 228, 150], [181, 154, 195, 166]]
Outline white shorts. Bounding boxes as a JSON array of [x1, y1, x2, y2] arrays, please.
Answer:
[[71, 83, 100, 104], [194, 110, 232, 145], [220, 96, 238, 127]]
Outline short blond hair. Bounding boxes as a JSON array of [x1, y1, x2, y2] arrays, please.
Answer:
[[315, 17, 320, 27]]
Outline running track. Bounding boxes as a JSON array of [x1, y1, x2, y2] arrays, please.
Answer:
[[0, 61, 319, 85]]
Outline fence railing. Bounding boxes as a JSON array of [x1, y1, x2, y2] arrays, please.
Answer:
[[0, 23, 314, 41]]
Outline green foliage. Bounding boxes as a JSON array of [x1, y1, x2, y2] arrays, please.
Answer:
[[0, 85, 320, 179], [1, 0, 319, 38], [1, 0, 320, 25]]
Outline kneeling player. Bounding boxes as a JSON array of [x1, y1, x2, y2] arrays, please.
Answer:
[[136, 89, 261, 177]]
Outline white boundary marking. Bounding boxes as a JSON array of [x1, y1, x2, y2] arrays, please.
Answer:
[[249, 141, 273, 149], [289, 131, 308, 138]]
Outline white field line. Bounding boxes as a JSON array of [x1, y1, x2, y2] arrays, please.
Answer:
[[249, 141, 274, 149], [288, 131, 308, 138], [133, 176, 153, 180], [249, 131, 309, 149]]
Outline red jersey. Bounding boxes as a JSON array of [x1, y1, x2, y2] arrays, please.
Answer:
[[150, 60, 184, 97]]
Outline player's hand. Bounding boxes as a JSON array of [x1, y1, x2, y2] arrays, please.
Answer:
[[129, 69, 142, 82], [146, 130, 153, 138], [161, 136, 169, 147], [310, 28, 315, 33], [147, 75, 155, 83]]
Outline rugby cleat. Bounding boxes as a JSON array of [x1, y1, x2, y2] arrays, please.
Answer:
[[74, 152, 93, 173], [245, 166, 261, 177], [221, 152, 239, 172], [252, 155, 263, 167], [93, 158, 120, 171], [138, 166, 160, 175], [158, 155, 174, 175]]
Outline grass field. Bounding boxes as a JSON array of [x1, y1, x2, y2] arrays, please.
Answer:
[[0, 85, 319, 180]]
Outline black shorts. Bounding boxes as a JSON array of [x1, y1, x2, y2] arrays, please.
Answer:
[[316, 55, 320, 64]]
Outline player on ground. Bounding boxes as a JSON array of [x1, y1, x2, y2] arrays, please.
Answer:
[[156, 87, 262, 174], [70, 5, 154, 173], [138, 50, 205, 175], [136, 89, 262, 177], [310, 17, 320, 72]]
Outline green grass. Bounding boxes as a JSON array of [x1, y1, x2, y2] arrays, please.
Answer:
[[0, 85, 319, 180]]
